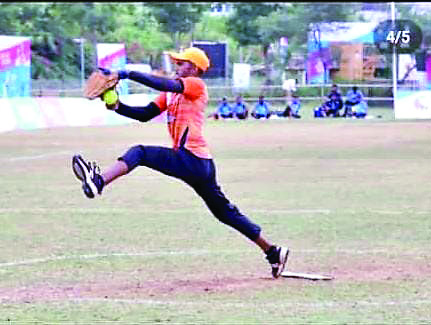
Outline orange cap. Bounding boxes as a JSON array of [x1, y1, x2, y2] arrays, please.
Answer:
[[168, 47, 210, 72]]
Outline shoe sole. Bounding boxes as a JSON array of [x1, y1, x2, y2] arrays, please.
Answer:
[[273, 247, 289, 279], [72, 155, 97, 199], [72, 155, 85, 181]]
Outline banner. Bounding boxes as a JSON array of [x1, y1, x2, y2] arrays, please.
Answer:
[[233, 63, 251, 89], [97, 43, 128, 96], [0, 94, 163, 133], [395, 90, 431, 119], [0, 35, 31, 97]]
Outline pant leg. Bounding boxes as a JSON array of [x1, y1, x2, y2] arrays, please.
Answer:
[[119, 145, 262, 241], [119, 145, 209, 183], [192, 180, 262, 241], [190, 160, 262, 241]]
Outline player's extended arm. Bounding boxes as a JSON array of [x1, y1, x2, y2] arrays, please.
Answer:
[[114, 101, 161, 123], [98, 67, 184, 93], [121, 70, 184, 93], [97, 68, 179, 122]]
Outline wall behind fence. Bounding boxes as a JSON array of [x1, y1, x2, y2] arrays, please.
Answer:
[[0, 94, 161, 133]]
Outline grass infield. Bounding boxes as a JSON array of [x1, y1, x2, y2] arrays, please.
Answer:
[[0, 108, 430, 324]]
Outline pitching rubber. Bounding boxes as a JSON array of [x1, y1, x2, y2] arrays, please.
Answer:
[[281, 271, 334, 281]]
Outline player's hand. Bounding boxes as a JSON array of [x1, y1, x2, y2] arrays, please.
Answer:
[[98, 67, 128, 79], [84, 70, 119, 100], [117, 70, 129, 79], [98, 67, 112, 75]]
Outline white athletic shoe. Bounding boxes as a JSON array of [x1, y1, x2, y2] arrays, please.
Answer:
[[72, 154, 103, 199], [266, 246, 289, 279]]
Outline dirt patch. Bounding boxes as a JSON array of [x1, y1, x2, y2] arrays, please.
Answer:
[[1, 256, 430, 304], [0, 276, 281, 304]]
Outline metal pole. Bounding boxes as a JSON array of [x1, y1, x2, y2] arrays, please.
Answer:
[[80, 39, 85, 90], [391, 2, 397, 101], [314, 27, 325, 100]]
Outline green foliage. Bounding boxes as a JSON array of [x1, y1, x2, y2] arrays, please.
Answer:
[[226, 3, 279, 47], [194, 13, 230, 42], [105, 5, 173, 64], [397, 3, 431, 48], [193, 13, 242, 68], [146, 3, 209, 48]]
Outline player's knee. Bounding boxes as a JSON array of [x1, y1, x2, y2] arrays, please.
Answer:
[[121, 145, 147, 169]]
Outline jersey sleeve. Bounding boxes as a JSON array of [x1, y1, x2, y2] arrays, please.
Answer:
[[180, 77, 205, 100], [153, 93, 168, 112]]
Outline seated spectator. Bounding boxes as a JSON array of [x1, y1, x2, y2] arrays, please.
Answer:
[[281, 94, 301, 118], [343, 86, 364, 117], [351, 101, 368, 118], [323, 84, 343, 117], [313, 104, 327, 118], [252, 95, 271, 119], [232, 95, 248, 120], [208, 97, 233, 120]]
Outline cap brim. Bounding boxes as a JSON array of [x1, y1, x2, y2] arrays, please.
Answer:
[[168, 52, 187, 62]]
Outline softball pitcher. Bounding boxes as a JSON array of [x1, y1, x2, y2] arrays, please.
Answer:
[[72, 47, 289, 278]]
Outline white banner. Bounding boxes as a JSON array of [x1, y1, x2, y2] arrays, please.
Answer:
[[233, 63, 251, 89], [0, 94, 162, 133], [395, 90, 431, 119]]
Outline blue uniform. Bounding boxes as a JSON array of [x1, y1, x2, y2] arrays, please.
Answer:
[[254, 100, 270, 119], [233, 102, 247, 115], [344, 88, 366, 117], [289, 98, 301, 116], [218, 103, 232, 116], [346, 89, 364, 104]]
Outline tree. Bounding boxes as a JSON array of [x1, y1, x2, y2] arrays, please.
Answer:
[[146, 3, 209, 49], [0, 3, 79, 79], [0, 3, 122, 79], [397, 3, 431, 48], [226, 3, 280, 85], [104, 4, 173, 65]]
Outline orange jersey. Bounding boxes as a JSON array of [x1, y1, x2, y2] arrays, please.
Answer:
[[153, 76, 212, 159]]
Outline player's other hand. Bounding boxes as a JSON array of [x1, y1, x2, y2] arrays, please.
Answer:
[[98, 67, 112, 75], [98, 67, 128, 80]]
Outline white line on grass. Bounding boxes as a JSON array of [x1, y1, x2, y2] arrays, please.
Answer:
[[0, 207, 333, 214], [0, 248, 428, 269], [1, 207, 428, 216], [71, 297, 431, 309], [251, 209, 331, 214], [0, 250, 243, 268], [2, 151, 73, 162]]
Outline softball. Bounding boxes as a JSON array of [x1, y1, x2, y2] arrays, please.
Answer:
[[103, 89, 118, 105]]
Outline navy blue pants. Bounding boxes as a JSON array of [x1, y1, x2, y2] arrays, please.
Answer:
[[119, 145, 262, 241]]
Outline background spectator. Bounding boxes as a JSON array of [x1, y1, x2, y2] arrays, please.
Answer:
[[324, 84, 343, 117], [343, 86, 364, 117], [352, 100, 368, 118], [281, 94, 301, 118], [218, 97, 234, 119], [233, 95, 248, 120], [209, 97, 234, 120], [252, 95, 271, 119]]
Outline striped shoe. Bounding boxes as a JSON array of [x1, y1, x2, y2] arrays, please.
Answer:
[[72, 154, 104, 199]]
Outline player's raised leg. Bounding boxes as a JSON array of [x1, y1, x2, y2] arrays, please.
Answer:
[[72, 155, 105, 198], [72, 154, 129, 199]]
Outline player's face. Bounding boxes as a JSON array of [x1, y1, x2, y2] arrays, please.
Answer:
[[175, 60, 197, 77]]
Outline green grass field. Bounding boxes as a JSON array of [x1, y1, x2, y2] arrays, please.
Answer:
[[0, 109, 430, 324]]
